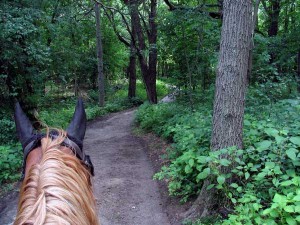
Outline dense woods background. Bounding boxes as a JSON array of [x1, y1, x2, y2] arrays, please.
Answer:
[[1, 0, 300, 224]]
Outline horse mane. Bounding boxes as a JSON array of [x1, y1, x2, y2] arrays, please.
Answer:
[[14, 130, 100, 225]]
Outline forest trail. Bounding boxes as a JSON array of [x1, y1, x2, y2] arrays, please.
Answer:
[[0, 109, 170, 225]]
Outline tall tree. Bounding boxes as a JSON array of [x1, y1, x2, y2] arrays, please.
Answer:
[[101, 2, 137, 99], [95, 2, 105, 107], [211, 0, 252, 150], [126, 0, 158, 104], [97, 0, 158, 103], [184, 0, 253, 219]]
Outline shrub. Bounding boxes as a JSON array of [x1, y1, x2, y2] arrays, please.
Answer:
[[136, 92, 300, 224], [135, 102, 184, 134], [0, 118, 16, 145], [0, 144, 22, 185]]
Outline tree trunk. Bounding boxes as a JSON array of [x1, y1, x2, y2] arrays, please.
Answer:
[[268, 0, 280, 37], [147, 0, 158, 104], [128, 43, 137, 98], [297, 50, 300, 92], [184, 0, 252, 220], [129, 0, 157, 104], [247, 0, 261, 84], [95, 2, 105, 107], [211, 0, 251, 150], [262, 0, 280, 69], [268, 0, 280, 71]]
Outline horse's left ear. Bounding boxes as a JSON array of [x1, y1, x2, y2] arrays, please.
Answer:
[[66, 99, 87, 142], [14, 102, 35, 149]]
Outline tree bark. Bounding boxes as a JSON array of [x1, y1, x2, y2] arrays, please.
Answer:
[[128, 42, 137, 98], [147, 0, 158, 104], [95, 2, 105, 107], [297, 50, 300, 93], [211, 0, 252, 150], [184, 0, 252, 220]]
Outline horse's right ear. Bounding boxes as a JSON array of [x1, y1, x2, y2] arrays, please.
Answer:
[[66, 99, 87, 143], [14, 102, 35, 148]]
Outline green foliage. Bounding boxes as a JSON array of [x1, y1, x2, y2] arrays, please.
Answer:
[[0, 144, 22, 185], [0, 118, 16, 145], [0, 0, 129, 110], [0, 1, 50, 106], [38, 78, 169, 128], [158, 4, 220, 91], [136, 99, 212, 201], [135, 102, 184, 134], [218, 101, 300, 224], [136, 87, 300, 223]]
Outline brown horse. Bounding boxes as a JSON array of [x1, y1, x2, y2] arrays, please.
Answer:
[[13, 100, 100, 225]]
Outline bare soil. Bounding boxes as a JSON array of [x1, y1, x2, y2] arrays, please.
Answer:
[[0, 109, 186, 225]]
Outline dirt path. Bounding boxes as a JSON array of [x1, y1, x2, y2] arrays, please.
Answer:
[[0, 109, 170, 225]]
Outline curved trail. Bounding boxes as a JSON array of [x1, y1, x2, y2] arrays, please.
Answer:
[[0, 109, 170, 225]]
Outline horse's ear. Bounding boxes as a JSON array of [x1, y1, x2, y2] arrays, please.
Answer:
[[67, 99, 87, 142], [14, 102, 35, 148]]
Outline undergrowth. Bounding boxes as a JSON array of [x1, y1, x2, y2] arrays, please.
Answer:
[[135, 85, 300, 224]]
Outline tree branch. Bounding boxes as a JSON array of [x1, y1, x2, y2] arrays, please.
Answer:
[[93, 0, 133, 47], [138, 11, 150, 39], [162, 0, 221, 19], [163, 0, 176, 10], [102, 8, 131, 47]]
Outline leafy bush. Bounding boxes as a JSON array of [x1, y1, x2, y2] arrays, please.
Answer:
[[136, 101, 212, 200], [135, 102, 185, 135], [136, 91, 300, 224], [219, 107, 300, 225], [0, 118, 16, 145], [0, 144, 22, 185]]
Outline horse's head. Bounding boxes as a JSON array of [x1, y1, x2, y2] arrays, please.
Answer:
[[14, 99, 94, 179], [13, 100, 100, 225]]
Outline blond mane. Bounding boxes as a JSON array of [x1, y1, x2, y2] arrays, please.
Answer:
[[14, 131, 100, 225]]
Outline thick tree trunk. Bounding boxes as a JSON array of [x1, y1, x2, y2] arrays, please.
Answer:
[[95, 2, 105, 107], [211, 1, 251, 150], [184, 0, 252, 220]]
